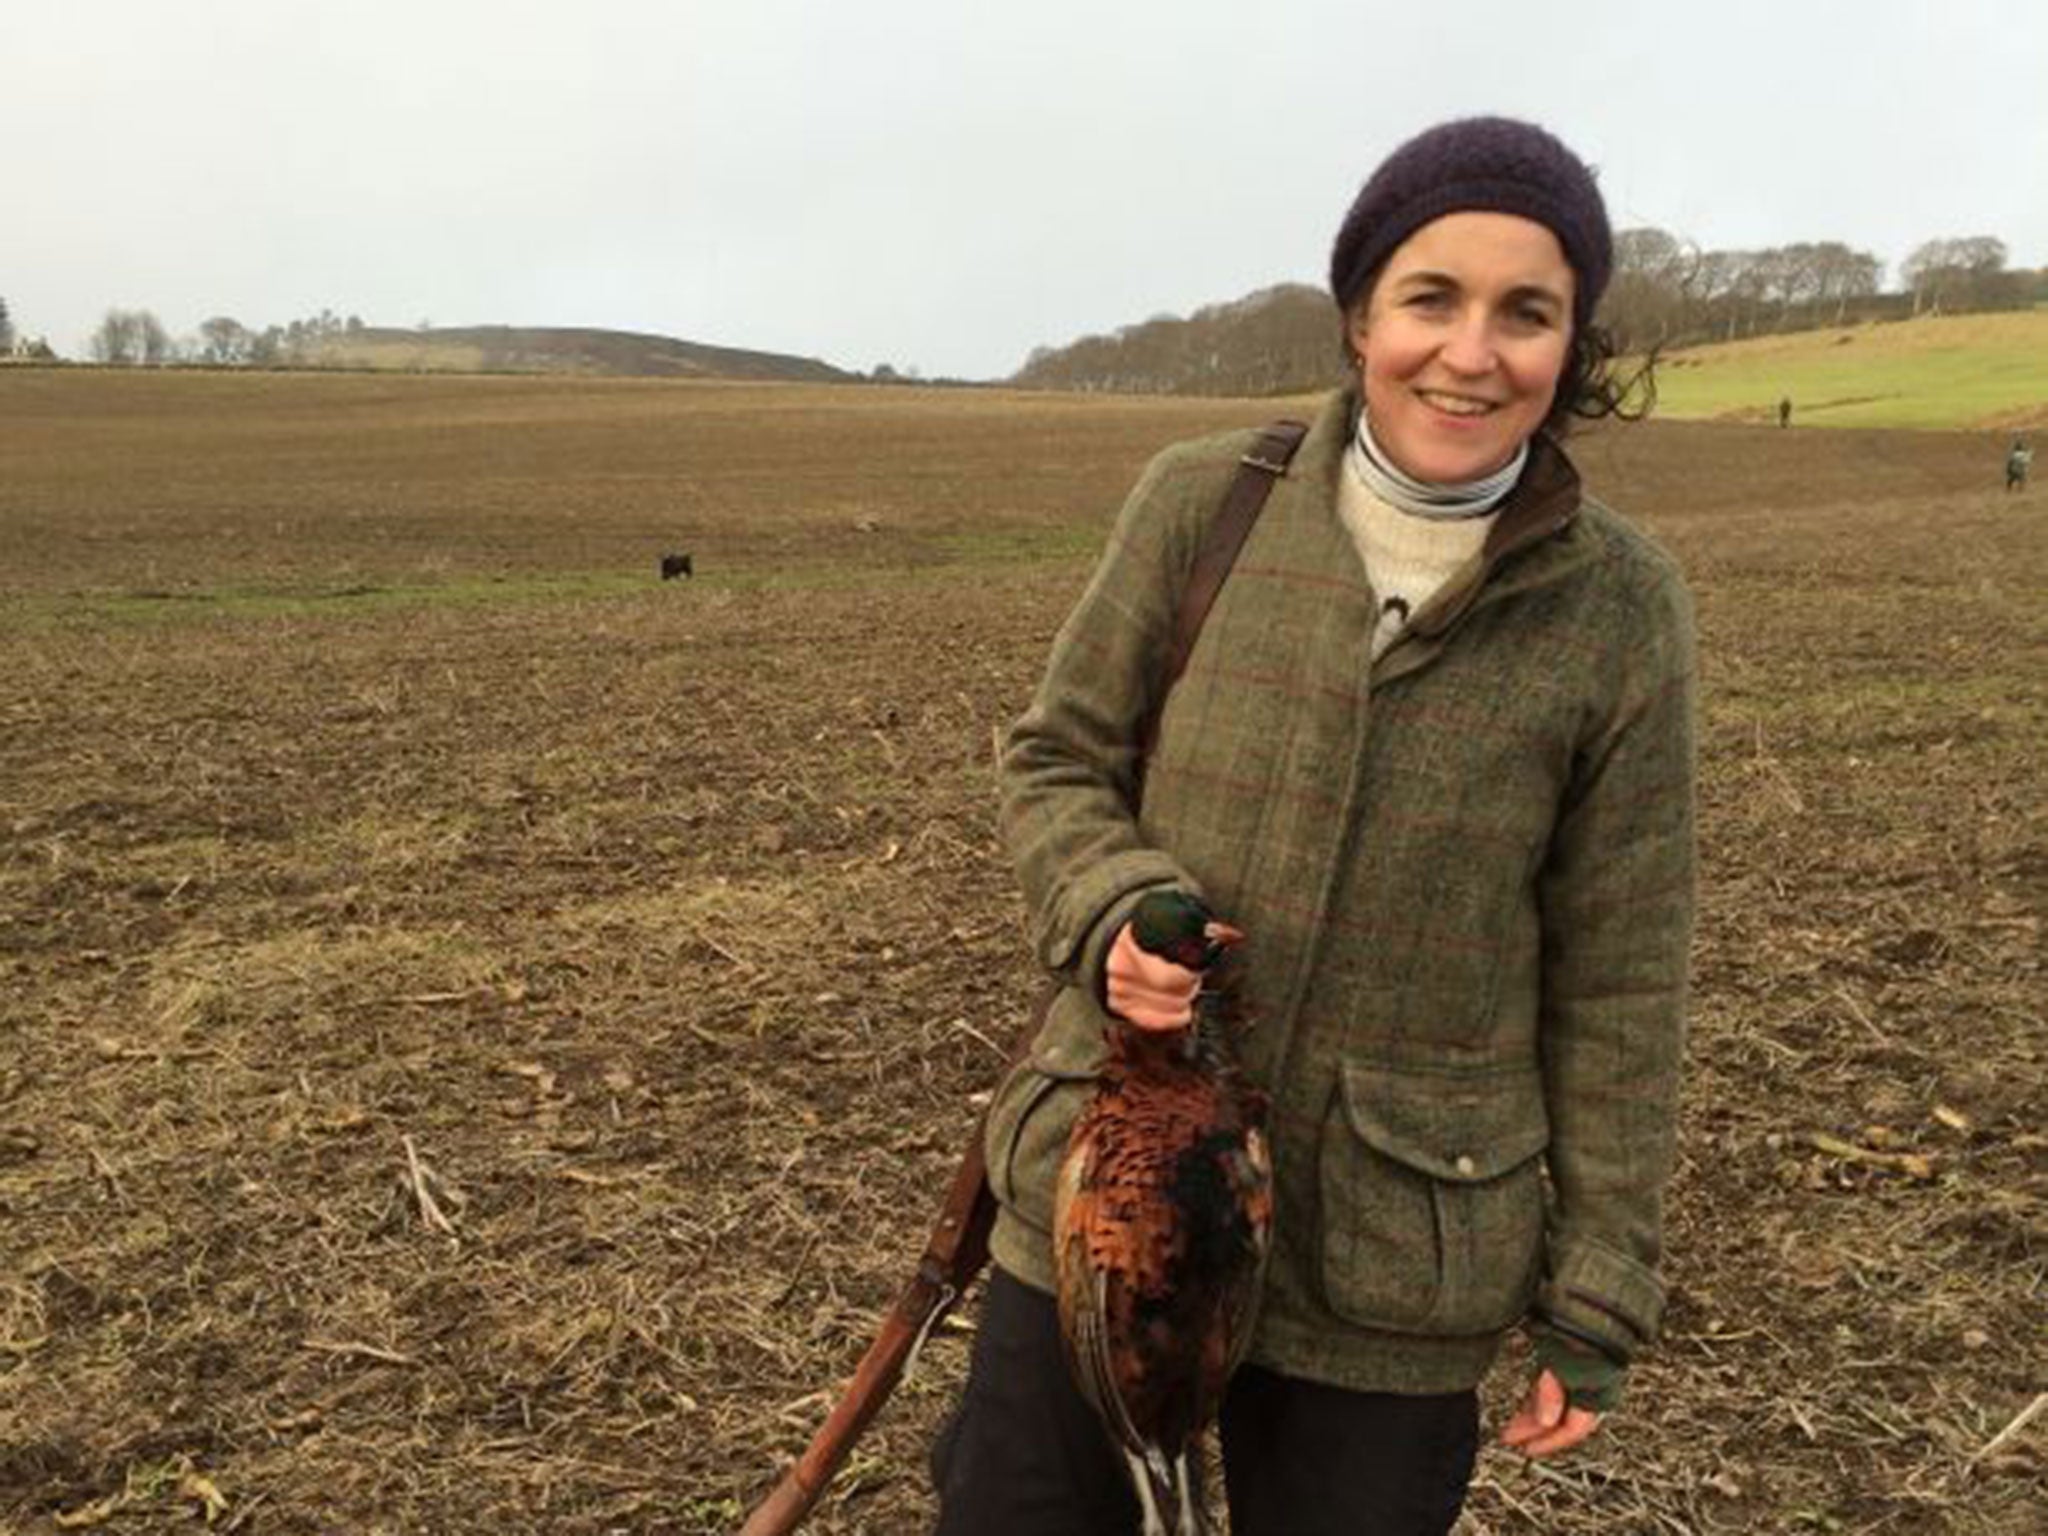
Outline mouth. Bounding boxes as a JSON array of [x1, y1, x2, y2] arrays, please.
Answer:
[[1415, 389, 1501, 418]]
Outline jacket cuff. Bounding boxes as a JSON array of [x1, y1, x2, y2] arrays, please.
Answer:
[[1530, 1324, 1627, 1413], [1535, 1238, 1664, 1362], [1038, 850, 1188, 975]]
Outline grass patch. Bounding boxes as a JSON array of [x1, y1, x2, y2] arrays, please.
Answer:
[[929, 523, 1105, 564], [18, 570, 654, 626], [7, 532, 1099, 631], [1649, 310, 2048, 429]]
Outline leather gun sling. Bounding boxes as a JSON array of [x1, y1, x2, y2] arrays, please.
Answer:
[[1144, 417, 1311, 780]]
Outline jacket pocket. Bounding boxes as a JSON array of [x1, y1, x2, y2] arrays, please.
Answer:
[[1317, 1060, 1550, 1335], [983, 987, 1109, 1236]]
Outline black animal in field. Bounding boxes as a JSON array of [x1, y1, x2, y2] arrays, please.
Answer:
[[660, 553, 694, 580]]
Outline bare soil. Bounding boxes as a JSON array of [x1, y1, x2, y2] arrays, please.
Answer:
[[1, 371, 2041, 1533]]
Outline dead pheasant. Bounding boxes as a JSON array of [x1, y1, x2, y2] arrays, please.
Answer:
[[1053, 890, 1273, 1536]]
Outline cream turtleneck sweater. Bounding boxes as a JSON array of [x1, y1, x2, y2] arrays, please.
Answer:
[[1337, 452, 1499, 660]]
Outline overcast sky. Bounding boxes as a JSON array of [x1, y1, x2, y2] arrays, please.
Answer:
[[8, 0, 2045, 380]]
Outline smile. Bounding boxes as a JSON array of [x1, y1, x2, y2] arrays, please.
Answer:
[[1417, 390, 1500, 417]]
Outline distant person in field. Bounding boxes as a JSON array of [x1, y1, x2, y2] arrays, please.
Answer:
[[2008, 438, 2032, 492], [940, 116, 1693, 1535], [1778, 396, 1792, 428]]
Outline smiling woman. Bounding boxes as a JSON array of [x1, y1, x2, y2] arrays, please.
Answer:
[[936, 116, 1698, 1536]]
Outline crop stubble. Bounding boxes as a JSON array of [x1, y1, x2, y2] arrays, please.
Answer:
[[0, 372, 2042, 1532]]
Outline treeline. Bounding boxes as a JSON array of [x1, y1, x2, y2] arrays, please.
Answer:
[[1602, 231, 2038, 352], [1012, 284, 1343, 395], [0, 296, 363, 366], [1011, 230, 2046, 396], [86, 307, 366, 366], [60, 308, 859, 382]]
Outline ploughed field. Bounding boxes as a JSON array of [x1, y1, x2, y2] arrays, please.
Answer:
[[1, 371, 2041, 1533]]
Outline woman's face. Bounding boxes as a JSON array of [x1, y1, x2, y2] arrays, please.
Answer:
[[1346, 211, 1574, 482]]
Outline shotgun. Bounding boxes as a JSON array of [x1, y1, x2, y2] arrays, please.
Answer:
[[734, 420, 1306, 1535]]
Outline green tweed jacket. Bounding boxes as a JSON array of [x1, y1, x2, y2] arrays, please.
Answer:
[[987, 387, 1696, 1393]]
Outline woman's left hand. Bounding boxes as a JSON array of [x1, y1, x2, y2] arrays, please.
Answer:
[[1499, 1367, 1602, 1458], [1103, 919, 1204, 1032]]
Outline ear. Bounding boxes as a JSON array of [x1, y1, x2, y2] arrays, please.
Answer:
[[1344, 301, 1371, 368]]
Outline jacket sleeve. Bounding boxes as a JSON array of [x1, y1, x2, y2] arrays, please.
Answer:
[[1533, 550, 1698, 1364], [997, 446, 1213, 990]]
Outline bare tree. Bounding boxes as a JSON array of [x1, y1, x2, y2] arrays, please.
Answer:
[[198, 316, 253, 365], [1602, 227, 1700, 351], [1807, 243, 1884, 323], [139, 311, 171, 365], [88, 309, 171, 365], [1776, 244, 1827, 319], [0, 296, 15, 354], [1903, 239, 1955, 314], [1902, 236, 2013, 315], [90, 310, 143, 365], [1685, 250, 1741, 341], [1953, 237, 2018, 309], [1726, 252, 1776, 340], [248, 325, 284, 366]]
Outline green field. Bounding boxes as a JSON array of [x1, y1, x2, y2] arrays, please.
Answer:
[[1647, 308, 2048, 430]]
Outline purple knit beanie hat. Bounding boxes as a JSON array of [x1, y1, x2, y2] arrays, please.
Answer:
[[1329, 116, 1612, 329]]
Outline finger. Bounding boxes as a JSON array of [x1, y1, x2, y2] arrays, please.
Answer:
[[1106, 984, 1196, 1031], [1104, 969, 1191, 1021], [1107, 928, 1201, 992], [1106, 960, 1198, 1005], [1131, 948, 1201, 991], [1513, 1408, 1601, 1460], [1498, 1370, 1566, 1447]]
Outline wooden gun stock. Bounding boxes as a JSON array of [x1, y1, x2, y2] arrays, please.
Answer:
[[736, 1130, 996, 1536]]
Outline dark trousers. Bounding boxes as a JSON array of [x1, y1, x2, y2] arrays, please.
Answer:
[[931, 1269, 1479, 1536]]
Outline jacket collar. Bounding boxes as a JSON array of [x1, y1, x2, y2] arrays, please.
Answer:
[[1284, 391, 1597, 685], [1404, 428, 1587, 634], [1483, 430, 1581, 563]]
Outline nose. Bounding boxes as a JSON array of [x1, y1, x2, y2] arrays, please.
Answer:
[[1438, 311, 1497, 376]]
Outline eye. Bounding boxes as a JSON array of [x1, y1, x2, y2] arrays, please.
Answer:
[[1405, 289, 1454, 312]]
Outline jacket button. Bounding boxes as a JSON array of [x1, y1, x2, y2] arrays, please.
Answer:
[[1453, 1154, 1477, 1177]]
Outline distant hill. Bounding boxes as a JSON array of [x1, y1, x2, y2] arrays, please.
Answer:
[[1011, 283, 1343, 397], [297, 325, 851, 383]]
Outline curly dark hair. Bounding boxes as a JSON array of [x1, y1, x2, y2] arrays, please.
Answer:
[[1548, 321, 1657, 436]]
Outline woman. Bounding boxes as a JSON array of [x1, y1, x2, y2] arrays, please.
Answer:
[[935, 116, 1695, 1534]]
